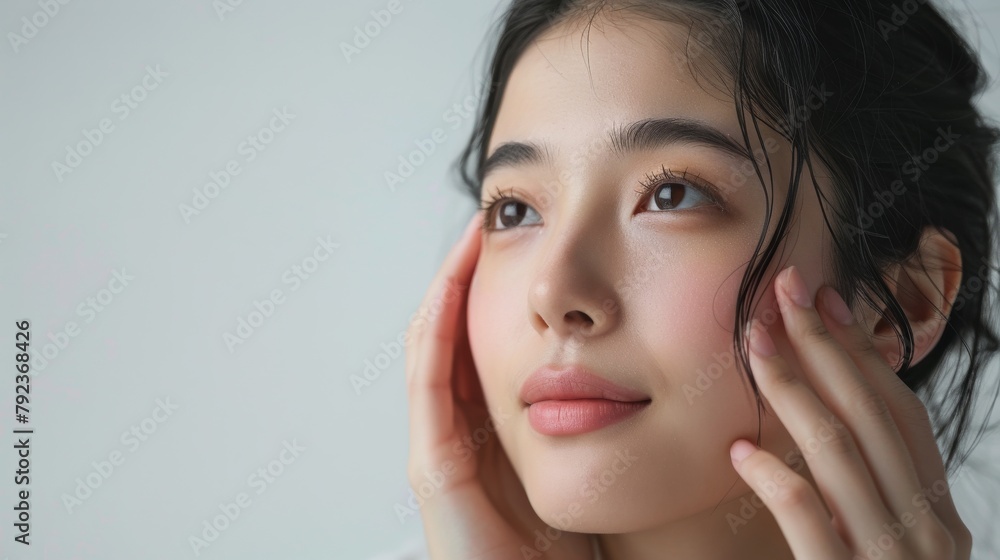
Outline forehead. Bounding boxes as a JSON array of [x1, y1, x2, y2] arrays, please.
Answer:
[[486, 12, 743, 158]]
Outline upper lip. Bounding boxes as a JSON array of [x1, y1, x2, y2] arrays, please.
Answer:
[[519, 364, 651, 405]]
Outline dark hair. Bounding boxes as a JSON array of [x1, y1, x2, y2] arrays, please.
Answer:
[[452, 0, 1000, 475]]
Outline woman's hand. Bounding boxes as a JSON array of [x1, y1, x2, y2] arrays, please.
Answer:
[[406, 213, 594, 560], [730, 265, 973, 559]]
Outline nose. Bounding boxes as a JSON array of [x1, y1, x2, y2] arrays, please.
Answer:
[[527, 227, 622, 345]]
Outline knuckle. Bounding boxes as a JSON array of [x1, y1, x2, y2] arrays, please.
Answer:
[[915, 521, 957, 559], [763, 358, 798, 389], [770, 477, 814, 509], [802, 319, 835, 344], [851, 330, 878, 354], [850, 384, 892, 421], [819, 421, 857, 457]]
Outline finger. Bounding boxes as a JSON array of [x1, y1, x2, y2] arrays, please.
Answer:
[[814, 284, 967, 532], [405, 213, 484, 385], [407, 213, 483, 461], [453, 297, 485, 406], [776, 266, 928, 525], [730, 439, 851, 559], [745, 315, 892, 544]]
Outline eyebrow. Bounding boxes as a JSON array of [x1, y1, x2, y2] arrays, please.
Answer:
[[481, 117, 754, 181]]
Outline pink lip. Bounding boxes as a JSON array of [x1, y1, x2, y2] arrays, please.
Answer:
[[520, 365, 651, 436]]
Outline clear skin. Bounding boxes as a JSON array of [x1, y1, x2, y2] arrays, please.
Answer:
[[405, 10, 972, 560]]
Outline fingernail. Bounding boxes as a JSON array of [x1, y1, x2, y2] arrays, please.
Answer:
[[730, 439, 756, 465], [781, 266, 812, 308], [820, 286, 854, 326], [747, 319, 777, 357]]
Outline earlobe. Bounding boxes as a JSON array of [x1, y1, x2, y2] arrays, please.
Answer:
[[864, 226, 963, 371]]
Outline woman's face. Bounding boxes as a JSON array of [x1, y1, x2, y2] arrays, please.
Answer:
[[467, 12, 834, 533]]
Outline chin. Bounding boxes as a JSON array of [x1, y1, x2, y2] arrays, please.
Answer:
[[514, 422, 748, 536], [511, 434, 658, 534]]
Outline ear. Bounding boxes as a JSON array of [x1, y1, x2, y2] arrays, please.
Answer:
[[861, 226, 963, 371]]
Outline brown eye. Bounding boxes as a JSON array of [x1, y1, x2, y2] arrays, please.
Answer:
[[493, 200, 538, 229], [640, 180, 713, 212], [480, 187, 544, 232]]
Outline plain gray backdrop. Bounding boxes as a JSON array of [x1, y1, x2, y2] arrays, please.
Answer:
[[1, 1, 999, 559]]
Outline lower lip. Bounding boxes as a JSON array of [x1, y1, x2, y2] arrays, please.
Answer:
[[527, 399, 650, 436]]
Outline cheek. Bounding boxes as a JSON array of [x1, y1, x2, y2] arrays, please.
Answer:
[[639, 255, 747, 374], [652, 257, 797, 461], [637, 254, 780, 435], [467, 263, 517, 398]]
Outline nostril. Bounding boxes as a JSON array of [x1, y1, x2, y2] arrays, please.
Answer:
[[565, 310, 592, 324]]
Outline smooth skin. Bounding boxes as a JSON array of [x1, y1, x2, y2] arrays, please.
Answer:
[[406, 211, 593, 560], [406, 9, 973, 560], [406, 217, 972, 560]]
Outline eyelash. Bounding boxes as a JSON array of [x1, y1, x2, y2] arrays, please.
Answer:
[[635, 165, 725, 211], [478, 187, 515, 229], [478, 166, 726, 232]]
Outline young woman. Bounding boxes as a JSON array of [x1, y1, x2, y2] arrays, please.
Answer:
[[404, 0, 999, 558]]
